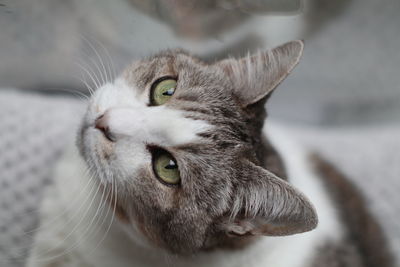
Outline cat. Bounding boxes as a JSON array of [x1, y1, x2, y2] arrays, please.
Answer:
[[26, 40, 392, 267]]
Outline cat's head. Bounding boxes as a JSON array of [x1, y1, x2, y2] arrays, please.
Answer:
[[78, 40, 318, 254]]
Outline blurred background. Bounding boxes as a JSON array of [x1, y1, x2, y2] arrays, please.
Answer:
[[0, 0, 399, 266]]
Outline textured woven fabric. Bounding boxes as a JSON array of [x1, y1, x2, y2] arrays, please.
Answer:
[[0, 89, 398, 266], [0, 89, 85, 267]]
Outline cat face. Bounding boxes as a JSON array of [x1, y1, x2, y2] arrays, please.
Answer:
[[78, 41, 318, 254]]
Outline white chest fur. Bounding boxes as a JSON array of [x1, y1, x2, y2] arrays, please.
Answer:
[[27, 123, 343, 267]]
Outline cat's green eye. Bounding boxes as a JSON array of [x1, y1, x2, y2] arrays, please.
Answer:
[[150, 78, 177, 106], [152, 150, 180, 185]]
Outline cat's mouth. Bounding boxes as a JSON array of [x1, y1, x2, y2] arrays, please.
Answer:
[[90, 128, 115, 165], [79, 120, 116, 183]]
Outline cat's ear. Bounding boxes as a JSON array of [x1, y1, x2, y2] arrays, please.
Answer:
[[216, 40, 304, 107], [221, 159, 317, 237]]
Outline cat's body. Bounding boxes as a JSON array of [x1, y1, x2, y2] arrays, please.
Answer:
[[26, 124, 337, 267], [27, 41, 392, 267]]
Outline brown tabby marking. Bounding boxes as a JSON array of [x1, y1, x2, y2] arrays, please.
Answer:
[[311, 155, 394, 267]]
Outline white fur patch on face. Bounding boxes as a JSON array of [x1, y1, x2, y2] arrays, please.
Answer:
[[105, 106, 210, 146], [88, 78, 211, 146], [86, 78, 143, 123], [82, 78, 212, 184]]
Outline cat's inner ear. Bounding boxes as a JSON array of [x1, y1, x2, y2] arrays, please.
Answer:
[[221, 159, 317, 237], [216, 40, 304, 107]]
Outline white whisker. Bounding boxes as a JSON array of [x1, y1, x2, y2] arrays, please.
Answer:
[[80, 36, 109, 85], [74, 61, 101, 92], [20, 167, 97, 238], [93, 38, 117, 82], [91, 174, 117, 254]]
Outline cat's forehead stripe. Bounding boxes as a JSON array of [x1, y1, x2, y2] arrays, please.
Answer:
[[123, 56, 177, 91]]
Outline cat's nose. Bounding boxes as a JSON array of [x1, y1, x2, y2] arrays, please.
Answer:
[[95, 114, 116, 142]]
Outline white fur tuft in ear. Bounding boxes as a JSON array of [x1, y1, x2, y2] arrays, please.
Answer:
[[224, 159, 318, 237], [217, 40, 304, 107]]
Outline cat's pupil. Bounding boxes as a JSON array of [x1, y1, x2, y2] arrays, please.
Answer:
[[165, 160, 177, 169], [162, 88, 175, 96]]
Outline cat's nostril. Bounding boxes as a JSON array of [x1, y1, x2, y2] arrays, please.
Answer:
[[95, 115, 115, 142], [95, 114, 106, 131]]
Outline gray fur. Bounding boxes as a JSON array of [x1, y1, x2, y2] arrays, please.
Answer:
[[79, 41, 317, 254]]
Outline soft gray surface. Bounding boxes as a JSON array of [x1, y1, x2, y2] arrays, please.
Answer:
[[0, 89, 399, 267], [0, 90, 84, 267], [269, 0, 400, 125], [0, 0, 302, 91]]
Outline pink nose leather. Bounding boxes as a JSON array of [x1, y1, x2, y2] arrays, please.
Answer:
[[95, 114, 115, 141]]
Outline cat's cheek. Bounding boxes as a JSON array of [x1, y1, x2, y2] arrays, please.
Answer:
[[101, 183, 130, 224], [130, 212, 165, 249], [109, 140, 147, 175], [120, 208, 159, 250]]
